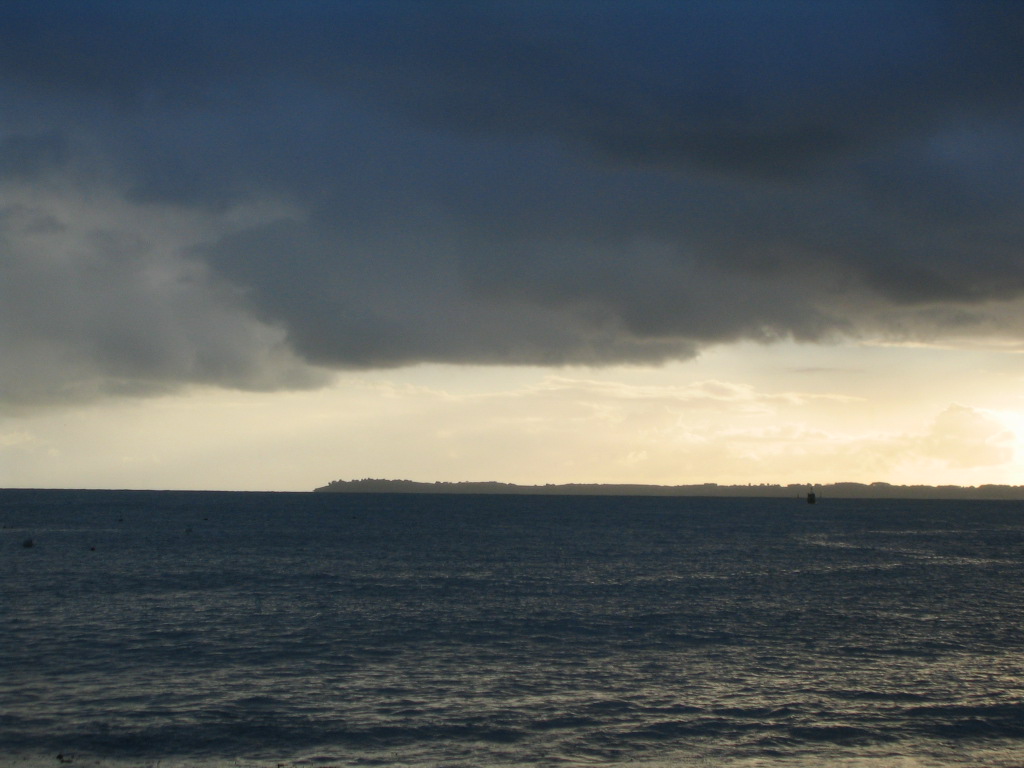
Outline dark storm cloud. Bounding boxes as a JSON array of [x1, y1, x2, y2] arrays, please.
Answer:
[[0, 133, 68, 179], [2, 1, 1024, 403]]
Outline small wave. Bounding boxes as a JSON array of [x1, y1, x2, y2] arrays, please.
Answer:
[[908, 703, 1024, 739], [787, 724, 882, 743], [528, 715, 601, 731], [831, 689, 933, 702], [628, 716, 775, 742], [583, 698, 636, 713]]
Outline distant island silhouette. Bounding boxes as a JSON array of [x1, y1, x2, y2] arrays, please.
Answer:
[[315, 478, 1024, 500]]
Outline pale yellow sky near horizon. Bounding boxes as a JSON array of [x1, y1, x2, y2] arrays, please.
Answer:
[[2, 338, 1022, 492]]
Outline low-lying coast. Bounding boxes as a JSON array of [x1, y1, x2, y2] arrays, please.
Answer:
[[315, 478, 1024, 500]]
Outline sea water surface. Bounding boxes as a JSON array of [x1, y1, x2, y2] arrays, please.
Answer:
[[2, 490, 1023, 767]]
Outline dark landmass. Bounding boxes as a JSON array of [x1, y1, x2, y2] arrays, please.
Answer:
[[315, 478, 1024, 500]]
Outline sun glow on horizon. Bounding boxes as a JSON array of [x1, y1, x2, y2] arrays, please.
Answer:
[[3, 340, 1022, 491]]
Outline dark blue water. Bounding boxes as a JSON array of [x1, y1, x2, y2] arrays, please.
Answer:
[[3, 490, 1023, 767]]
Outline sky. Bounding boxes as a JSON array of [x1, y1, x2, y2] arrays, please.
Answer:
[[3, 0, 1024, 491]]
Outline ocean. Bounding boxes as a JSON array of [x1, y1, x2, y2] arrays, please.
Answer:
[[2, 489, 1023, 768]]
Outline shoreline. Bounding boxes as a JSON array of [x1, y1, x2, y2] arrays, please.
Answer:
[[314, 478, 1024, 500]]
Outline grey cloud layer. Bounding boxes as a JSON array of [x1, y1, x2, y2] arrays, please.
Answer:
[[3, 1, 1024, 404]]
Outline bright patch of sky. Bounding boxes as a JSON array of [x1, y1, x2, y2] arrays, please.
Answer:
[[4, 340, 1021, 490]]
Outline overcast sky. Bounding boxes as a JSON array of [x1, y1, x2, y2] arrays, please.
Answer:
[[3, 1, 1024, 490]]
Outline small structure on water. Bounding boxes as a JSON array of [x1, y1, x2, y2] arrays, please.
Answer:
[[806, 491, 816, 504]]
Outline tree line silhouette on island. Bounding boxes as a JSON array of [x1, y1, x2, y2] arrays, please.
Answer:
[[315, 478, 1024, 500]]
